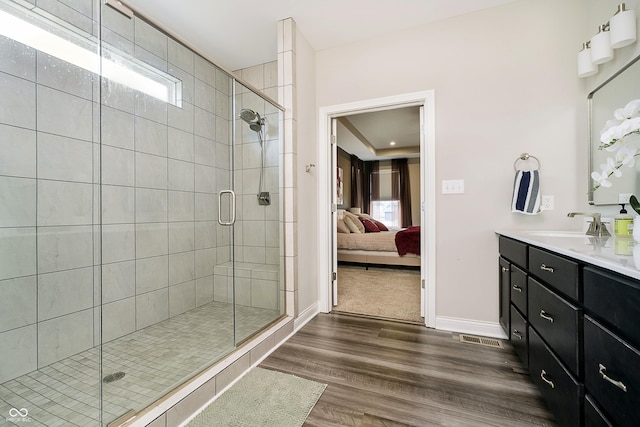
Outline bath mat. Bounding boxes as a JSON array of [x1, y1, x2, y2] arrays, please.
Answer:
[[186, 367, 326, 427]]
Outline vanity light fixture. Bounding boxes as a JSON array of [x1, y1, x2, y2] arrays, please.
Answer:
[[610, 3, 636, 48], [0, 0, 182, 106], [590, 23, 614, 65], [577, 41, 598, 77], [578, 3, 637, 78]]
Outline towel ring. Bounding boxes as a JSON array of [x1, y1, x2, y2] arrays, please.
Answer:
[[513, 153, 541, 171]]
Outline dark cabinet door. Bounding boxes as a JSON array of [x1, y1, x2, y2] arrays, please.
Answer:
[[510, 304, 528, 368], [499, 256, 510, 336]]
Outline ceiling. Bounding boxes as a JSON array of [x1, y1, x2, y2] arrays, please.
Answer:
[[125, 0, 517, 71]]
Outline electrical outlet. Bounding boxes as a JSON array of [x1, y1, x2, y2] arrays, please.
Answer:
[[619, 193, 632, 204], [541, 195, 554, 211]]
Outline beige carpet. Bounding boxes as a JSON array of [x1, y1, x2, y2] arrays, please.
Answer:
[[335, 265, 423, 323]]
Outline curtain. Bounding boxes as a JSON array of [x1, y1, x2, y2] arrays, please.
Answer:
[[350, 155, 363, 209], [366, 160, 379, 214], [392, 159, 412, 227]]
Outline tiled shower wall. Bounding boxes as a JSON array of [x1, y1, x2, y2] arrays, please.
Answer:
[[0, 0, 234, 383]]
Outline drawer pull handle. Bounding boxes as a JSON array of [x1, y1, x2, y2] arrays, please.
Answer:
[[599, 364, 628, 393], [540, 264, 554, 273], [540, 370, 555, 389], [539, 310, 554, 323], [512, 284, 523, 293], [512, 329, 523, 340], [501, 267, 509, 273]]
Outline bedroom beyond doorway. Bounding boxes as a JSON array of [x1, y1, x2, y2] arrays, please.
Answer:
[[334, 264, 422, 323]]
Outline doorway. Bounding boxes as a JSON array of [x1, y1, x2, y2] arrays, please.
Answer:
[[317, 91, 436, 328]]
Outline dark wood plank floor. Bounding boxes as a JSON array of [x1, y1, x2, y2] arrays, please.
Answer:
[[260, 313, 555, 426]]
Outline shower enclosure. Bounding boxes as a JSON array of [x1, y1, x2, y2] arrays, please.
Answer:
[[0, 0, 284, 425]]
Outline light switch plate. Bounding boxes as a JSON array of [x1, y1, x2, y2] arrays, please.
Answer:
[[442, 179, 464, 194]]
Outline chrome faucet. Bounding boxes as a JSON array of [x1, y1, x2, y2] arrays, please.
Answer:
[[567, 212, 611, 237]]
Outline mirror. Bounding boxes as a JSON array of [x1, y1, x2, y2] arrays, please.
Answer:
[[589, 55, 640, 205]]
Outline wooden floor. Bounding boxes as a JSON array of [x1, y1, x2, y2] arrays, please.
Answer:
[[260, 313, 555, 426]]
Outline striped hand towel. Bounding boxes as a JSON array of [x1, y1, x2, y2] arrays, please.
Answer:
[[512, 170, 541, 215]]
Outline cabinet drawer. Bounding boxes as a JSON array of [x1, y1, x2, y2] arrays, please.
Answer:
[[529, 327, 583, 427], [529, 246, 580, 300], [529, 277, 582, 377], [585, 395, 613, 427], [510, 265, 527, 316], [510, 304, 528, 368], [499, 235, 527, 269], [584, 266, 640, 348], [584, 316, 640, 426]]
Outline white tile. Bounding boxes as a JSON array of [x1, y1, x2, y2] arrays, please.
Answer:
[[136, 152, 167, 189], [102, 260, 135, 304], [242, 221, 265, 246], [195, 248, 215, 279], [195, 193, 215, 221], [38, 309, 93, 367], [169, 222, 194, 253], [37, 133, 93, 182], [102, 145, 135, 187], [215, 117, 231, 149], [169, 65, 194, 106], [235, 276, 251, 306], [135, 188, 167, 223], [0, 228, 36, 280], [135, 116, 168, 156], [264, 61, 278, 88], [213, 273, 229, 302], [0, 124, 36, 178], [169, 280, 195, 317], [168, 159, 195, 191], [252, 279, 278, 310], [0, 72, 36, 129], [38, 267, 93, 321], [102, 224, 135, 264], [136, 223, 168, 258], [194, 136, 216, 167], [169, 100, 194, 133], [0, 325, 36, 383], [168, 38, 194, 74], [102, 185, 135, 224], [194, 107, 215, 140], [0, 276, 36, 333], [37, 180, 93, 226], [243, 246, 266, 264], [135, 92, 168, 124], [135, 19, 168, 61], [215, 89, 230, 121], [136, 255, 168, 294], [101, 106, 134, 150], [194, 56, 216, 87], [215, 67, 231, 96], [195, 275, 213, 306], [0, 36, 36, 81], [169, 251, 195, 286], [168, 190, 194, 222], [101, 80, 135, 114], [37, 51, 93, 100], [194, 79, 216, 113], [136, 288, 169, 329], [37, 225, 93, 273], [241, 64, 264, 90], [194, 221, 216, 250], [37, 86, 92, 141], [242, 141, 262, 169], [102, 297, 135, 343], [194, 164, 216, 194], [0, 176, 36, 227], [168, 127, 194, 162]]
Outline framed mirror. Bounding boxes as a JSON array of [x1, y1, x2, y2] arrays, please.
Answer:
[[588, 55, 640, 205]]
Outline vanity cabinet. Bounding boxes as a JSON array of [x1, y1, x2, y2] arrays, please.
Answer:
[[498, 233, 640, 426]]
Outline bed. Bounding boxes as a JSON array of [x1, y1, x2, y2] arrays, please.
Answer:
[[336, 219, 421, 267]]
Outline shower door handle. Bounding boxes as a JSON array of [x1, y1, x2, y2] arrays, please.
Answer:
[[218, 190, 236, 226]]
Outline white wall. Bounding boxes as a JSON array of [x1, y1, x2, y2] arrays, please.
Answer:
[[311, 0, 588, 324], [295, 27, 318, 314]]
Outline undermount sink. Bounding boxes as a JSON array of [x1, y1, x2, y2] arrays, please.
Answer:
[[521, 231, 589, 238]]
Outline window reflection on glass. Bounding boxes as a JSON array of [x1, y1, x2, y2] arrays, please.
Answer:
[[370, 168, 401, 228], [371, 200, 400, 228]]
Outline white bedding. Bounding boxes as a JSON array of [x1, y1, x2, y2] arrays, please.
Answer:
[[336, 230, 399, 252]]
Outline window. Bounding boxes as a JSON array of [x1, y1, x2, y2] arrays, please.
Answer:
[[371, 200, 400, 228]]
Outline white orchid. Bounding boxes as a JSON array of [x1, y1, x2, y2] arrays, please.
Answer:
[[592, 99, 640, 190]]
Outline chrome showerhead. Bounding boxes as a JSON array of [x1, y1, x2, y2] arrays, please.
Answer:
[[239, 108, 263, 132]]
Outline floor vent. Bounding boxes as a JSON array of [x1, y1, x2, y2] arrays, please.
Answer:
[[459, 334, 503, 349]]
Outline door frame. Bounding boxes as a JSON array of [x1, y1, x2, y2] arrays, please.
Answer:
[[317, 90, 436, 328]]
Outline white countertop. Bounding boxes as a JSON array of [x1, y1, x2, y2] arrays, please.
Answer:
[[496, 230, 640, 281]]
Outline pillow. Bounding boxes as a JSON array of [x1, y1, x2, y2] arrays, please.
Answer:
[[372, 219, 389, 231], [343, 215, 362, 233], [337, 219, 350, 234], [343, 211, 365, 233], [360, 218, 380, 233]]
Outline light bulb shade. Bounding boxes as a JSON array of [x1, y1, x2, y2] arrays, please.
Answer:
[[578, 47, 598, 77], [610, 8, 637, 48], [591, 30, 614, 64]]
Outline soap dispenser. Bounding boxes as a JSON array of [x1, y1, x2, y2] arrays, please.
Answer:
[[614, 204, 633, 237]]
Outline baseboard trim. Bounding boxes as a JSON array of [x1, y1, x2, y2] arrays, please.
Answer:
[[436, 316, 508, 339], [294, 302, 319, 331]]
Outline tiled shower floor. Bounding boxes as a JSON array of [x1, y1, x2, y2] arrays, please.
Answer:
[[0, 302, 281, 427]]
